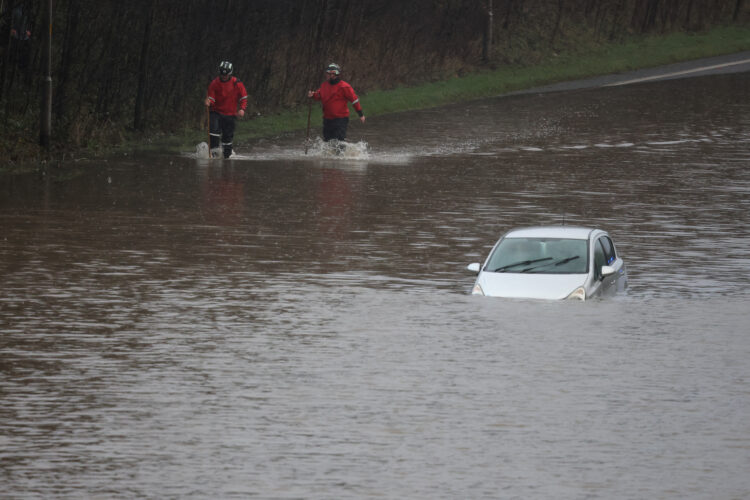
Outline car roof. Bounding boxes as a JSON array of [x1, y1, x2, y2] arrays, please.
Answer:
[[504, 226, 597, 240]]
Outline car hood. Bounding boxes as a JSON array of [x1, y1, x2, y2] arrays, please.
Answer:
[[476, 272, 587, 300]]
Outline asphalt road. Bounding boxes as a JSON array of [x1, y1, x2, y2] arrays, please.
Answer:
[[509, 50, 750, 95]]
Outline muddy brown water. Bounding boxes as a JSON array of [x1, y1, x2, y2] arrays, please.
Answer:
[[1, 72, 749, 498]]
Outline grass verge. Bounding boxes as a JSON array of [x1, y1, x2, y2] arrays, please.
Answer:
[[230, 25, 750, 146]]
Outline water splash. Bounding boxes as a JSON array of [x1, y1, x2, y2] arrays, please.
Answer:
[[305, 138, 370, 159], [191, 142, 223, 159], [195, 141, 209, 158], [219, 138, 375, 162], [188, 142, 243, 160]]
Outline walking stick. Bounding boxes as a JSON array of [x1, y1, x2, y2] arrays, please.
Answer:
[[206, 105, 211, 159], [304, 97, 312, 155]]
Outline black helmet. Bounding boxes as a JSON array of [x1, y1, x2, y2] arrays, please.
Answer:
[[326, 63, 341, 75], [219, 61, 233, 76]]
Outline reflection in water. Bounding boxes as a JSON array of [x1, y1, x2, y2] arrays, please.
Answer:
[[316, 168, 358, 237], [1, 72, 749, 498], [199, 165, 246, 226]]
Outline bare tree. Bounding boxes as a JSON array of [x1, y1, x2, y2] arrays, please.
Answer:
[[134, 1, 153, 131]]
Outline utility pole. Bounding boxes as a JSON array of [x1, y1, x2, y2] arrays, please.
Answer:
[[40, 0, 52, 148]]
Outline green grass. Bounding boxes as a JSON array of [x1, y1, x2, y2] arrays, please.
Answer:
[[227, 25, 750, 147]]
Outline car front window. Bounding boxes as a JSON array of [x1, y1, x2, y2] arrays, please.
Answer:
[[594, 240, 607, 279], [485, 238, 588, 274], [600, 236, 616, 264]]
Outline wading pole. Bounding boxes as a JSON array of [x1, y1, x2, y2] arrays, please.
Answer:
[[206, 105, 211, 158], [304, 97, 312, 155]]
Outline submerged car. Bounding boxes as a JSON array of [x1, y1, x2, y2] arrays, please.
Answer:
[[467, 226, 627, 300]]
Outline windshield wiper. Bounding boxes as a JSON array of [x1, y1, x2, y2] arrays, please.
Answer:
[[521, 255, 581, 273], [491, 257, 552, 272], [554, 255, 580, 266]]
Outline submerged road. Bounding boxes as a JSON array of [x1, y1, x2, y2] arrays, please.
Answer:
[[2, 50, 749, 500], [508, 50, 750, 95]]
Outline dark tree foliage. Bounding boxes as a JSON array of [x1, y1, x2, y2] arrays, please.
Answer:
[[0, 0, 746, 148]]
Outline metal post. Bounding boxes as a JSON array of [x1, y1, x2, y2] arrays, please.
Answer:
[[483, 0, 493, 64]]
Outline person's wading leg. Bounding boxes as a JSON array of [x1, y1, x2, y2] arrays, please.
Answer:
[[333, 117, 348, 142], [209, 112, 221, 156], [221, 115, 236, 158], [323, 117, 349, 154], [323, 119, 335, 142]]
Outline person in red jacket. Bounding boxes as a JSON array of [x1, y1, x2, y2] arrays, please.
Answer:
[[204, 61, 248, 158], [307, 63, 365, 145]]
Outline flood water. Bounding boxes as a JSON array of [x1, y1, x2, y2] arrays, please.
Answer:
[[2, 71, 749, 498]]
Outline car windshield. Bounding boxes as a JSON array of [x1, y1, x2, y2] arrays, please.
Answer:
[[485, 237, 588, 274]]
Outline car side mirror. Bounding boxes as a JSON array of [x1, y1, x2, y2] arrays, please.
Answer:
[[601, 265, 615, 277], [467, 263, 481, 273]]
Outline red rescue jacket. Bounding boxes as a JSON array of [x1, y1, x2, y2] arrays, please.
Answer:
[[207, 76, 248, 116], [312, 79, 362, 119]]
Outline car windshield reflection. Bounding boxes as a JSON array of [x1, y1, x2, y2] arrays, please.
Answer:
[[486, 238, 588, 274]]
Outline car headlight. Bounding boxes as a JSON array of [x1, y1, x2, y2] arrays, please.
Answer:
[[471, 282, 485, 296], [566, 286, 586, 301]]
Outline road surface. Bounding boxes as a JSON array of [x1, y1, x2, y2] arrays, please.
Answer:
[[509, 50, 750, 95]]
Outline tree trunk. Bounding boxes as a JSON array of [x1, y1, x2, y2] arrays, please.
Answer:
[[642, 0, 661, 32], [39, 0, 51, 148], [0, 0, 15, 103], [55, 0, 80, 120], [134, 2, 154, 131], [550, 0, 564, 46]]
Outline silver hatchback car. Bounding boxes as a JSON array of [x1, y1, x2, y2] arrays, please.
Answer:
[[467, 226, 627, 300]]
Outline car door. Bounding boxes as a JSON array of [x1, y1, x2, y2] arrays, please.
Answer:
[[596, 235, 622, 295], [591, 238, 608, 296]]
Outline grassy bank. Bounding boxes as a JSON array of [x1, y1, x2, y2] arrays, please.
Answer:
[[224, 25, 749, 147]]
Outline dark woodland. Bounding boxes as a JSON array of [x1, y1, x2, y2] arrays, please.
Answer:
[[0, 0, 747, 153]]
